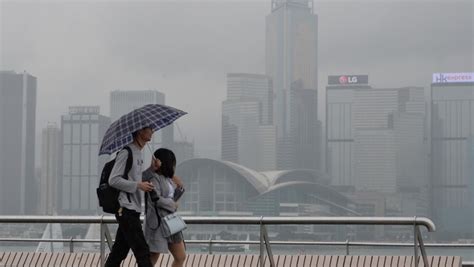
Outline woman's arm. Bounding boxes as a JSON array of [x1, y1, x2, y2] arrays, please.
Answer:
[[152, 178, 177, 212]]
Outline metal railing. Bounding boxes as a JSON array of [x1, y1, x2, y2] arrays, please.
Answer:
[[0, 216, 436, 267]]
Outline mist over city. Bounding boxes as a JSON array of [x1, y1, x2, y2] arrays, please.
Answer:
[[0, 0, 473, 263]]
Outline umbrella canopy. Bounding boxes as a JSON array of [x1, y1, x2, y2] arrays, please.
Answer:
[[99, 104, 187, 155]]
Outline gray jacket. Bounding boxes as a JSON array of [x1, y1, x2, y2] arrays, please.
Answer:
[[108, 143, 154, 213], [143, 173, 183, 251], [144, 173, 177, 216]]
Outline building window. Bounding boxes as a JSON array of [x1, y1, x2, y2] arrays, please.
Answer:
[[81, 145, 90, 175], [72, 145, 80, 175], [90, 124, 99, 143], [80, 178, 89, 210], [72, 124, 81, 144], [82, 124, 90, 143], [90, 146, 99, 176], [63, 145, 71, 175], [63, 124, 72, 144], [71, 177, 80, 210], [62, 177, 70, 210]]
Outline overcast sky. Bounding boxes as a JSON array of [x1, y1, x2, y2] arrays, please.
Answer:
[[1, 0, 473, 161]]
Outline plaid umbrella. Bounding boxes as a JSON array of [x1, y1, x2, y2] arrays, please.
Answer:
[[99, 104, 187, 155]]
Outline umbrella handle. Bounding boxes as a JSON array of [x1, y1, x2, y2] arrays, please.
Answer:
[[147, 143, 157, 160]]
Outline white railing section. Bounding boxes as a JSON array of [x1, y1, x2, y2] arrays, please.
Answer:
[[0, 216, 437, 267]]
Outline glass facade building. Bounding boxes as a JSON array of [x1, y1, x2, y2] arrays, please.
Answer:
[[431, 73, 474, 238], [60, 106, 110, 215], [0, 71, 37, 215]]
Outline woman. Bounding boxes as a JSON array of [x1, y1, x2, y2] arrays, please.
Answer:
[[143, 148, 186, 267]]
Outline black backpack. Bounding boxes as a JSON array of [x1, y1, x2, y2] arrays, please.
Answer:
[[97, 146, 133, 214]]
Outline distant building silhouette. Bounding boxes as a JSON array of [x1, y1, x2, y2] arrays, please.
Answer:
[[431, 72, 474, 239], [39, 123, 61, 215], [0, 70, 37, 215], [59, 106, 110, 215], [176, 158, 353, 240], [221, 74, 276, 171], [326, 75, 428, 222], [266, 0, 320, 170]]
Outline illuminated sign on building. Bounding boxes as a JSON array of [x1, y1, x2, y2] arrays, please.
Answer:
[[432, 73, 474, 84], [328, 75, 369, 85]]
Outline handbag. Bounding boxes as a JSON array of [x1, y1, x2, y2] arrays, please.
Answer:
[[161, 212, 187, 238]]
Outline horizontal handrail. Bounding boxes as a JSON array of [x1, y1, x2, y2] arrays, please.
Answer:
[[0, 215, 436, 231], [1, 238, 473, 248]]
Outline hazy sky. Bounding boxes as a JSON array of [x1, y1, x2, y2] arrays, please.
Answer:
[[1, 0, 473, 161]]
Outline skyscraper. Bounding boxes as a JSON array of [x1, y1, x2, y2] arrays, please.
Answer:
[[266, 0, 319, 170], [431, 72, 474, 239], [110, 90, 174, 163], [327, 75, 428, 220], [0, 71, 37, 215], [40, 123, 61, 215], [221, 73, 276, 171], [327, 75, 427, 205], [289, 84, 321, 170], [59, 106, 110, 215]]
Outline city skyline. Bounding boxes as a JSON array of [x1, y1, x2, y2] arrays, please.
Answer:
[[0, 0, 473, 240], [1, 0, 471, 162]]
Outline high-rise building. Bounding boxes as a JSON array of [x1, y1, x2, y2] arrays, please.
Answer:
[[431, 72, 474, 239], [326, 75, 371, 188], [0, 71, 37, 215], [221, 74, 276, 171], [59, 106, 110, 215], [326, 75, 427, 208], [266, 0, 319, 169], [39, 123, 61, 215], [289, 85, 321, 170], [110, 90, 174, 163]]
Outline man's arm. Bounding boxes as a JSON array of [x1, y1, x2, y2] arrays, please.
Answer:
[[108, 149, 138, 193]]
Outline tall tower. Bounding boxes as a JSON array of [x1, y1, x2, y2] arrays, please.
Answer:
[[40, 123, 61, 215], [0, 71, 37, 215], [266, 0, 318, 169], [431, 72, 474, 239], [59, 106, 111, 215]]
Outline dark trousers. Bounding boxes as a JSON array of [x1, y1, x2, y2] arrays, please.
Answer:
[[105, 208, 153, 267]]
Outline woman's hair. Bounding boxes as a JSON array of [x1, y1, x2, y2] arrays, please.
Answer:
[[153, 148, 176, 178]]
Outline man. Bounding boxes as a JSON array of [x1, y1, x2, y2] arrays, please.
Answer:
[[105, 126, 160, 267]]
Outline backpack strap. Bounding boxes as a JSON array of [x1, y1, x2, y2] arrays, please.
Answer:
[[122, 146, 133, 203], [123, 146, 133, 176]]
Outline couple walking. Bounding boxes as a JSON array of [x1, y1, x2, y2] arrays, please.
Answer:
[[98, 104, 188, 267]]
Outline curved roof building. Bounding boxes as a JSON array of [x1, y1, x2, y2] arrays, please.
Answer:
[[176, 158, 354, 217]]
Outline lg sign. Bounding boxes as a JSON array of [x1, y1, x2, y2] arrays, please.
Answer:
[[329, 75, 368, 85], [339, 75, 358, 84]]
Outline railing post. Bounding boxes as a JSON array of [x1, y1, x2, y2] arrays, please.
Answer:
[[416, 226, 429, 267], [208, 237, 213, 255], [69, 237, 74, 253], [261, 224, 275, 267], [345, 239, 350, 255], [259, 217, 264, 267], [414, 216, 419, 267], [100, 217, 105, 267]]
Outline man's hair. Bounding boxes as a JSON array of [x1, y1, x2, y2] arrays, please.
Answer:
[[153, 148, 176, 178], [132, 126, 152, 140]]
